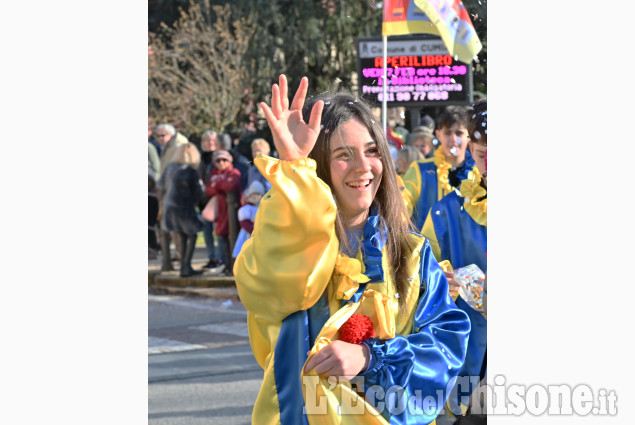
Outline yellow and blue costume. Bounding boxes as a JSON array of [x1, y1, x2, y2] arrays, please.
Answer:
[[421, 167, 486, 273], [234, 156, 471, 425], [402, 148, 475, 232], [421, 167, 487, 413]]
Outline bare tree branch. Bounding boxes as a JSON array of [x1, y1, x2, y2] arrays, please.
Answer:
[[148, 0, 255, 136]]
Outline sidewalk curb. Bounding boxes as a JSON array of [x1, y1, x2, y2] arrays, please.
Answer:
[[148, 269, 239, 300], [150, 285, 240, 300], [148, 270, 236, 288], [148, 246, 239, 299]]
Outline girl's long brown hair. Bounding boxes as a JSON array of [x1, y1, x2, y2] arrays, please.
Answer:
[[302, 90, 418, 306]]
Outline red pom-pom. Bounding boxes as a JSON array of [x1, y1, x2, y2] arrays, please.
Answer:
[[339, 314, 376, 344]]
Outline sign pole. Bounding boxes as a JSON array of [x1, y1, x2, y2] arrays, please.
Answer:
[[382, 34, 388, 134]]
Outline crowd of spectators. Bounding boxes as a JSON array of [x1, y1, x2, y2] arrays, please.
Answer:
[[148, 105, 482, 282], [148, 121, 277, 276]]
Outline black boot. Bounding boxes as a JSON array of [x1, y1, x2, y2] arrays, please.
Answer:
[[160, 230, 174, 272], [180, 233, 203, 277], [179, 231, 187, 269]]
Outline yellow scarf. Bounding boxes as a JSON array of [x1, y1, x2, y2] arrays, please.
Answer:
[[301, 254, 403, 425], [459, 167, 487, 226], [434, 147, 453, 196]]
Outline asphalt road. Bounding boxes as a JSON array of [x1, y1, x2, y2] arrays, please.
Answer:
[[148, 291, 260, 425], [148, 290, 456, 425]]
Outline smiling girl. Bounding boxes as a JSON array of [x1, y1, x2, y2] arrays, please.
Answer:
[[234, 75, 470, 425]]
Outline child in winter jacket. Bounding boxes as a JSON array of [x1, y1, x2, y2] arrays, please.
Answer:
[[232, 181, 265, 259]]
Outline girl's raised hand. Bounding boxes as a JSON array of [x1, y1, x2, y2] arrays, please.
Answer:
[[260, 75, 324, 161]]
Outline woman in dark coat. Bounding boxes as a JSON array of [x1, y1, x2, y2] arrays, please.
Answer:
[[160, 142, 205, 277]]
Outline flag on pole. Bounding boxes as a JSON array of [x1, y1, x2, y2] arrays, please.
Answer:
[[413, 0, 482, 64], [382, 0, 482, 64], [382, 0, 438, 36], [381, 1, 434, 132]]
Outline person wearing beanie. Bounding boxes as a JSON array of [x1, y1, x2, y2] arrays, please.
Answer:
[[232, 180, 266, 259], [244, 180, 266, 202], [212, 149, 233, 163], [205, 149, 243, 273]]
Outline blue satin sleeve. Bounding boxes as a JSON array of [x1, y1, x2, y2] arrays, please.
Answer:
[[359, 239, 471, 424]]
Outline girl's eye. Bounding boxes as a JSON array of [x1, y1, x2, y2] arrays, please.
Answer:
[[367, 147, 379, 156]]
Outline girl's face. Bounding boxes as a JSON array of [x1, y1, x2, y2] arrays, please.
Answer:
[[329, 118, 383, 230]]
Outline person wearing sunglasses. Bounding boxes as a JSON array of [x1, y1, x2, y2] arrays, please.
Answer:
[[198, 130, 224, 272], [205, 150, 243, 274]]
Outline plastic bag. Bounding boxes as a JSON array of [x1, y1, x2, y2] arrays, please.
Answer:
[[454, 264, 485, 312]]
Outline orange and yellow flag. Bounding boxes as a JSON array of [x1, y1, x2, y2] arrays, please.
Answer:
[[383, 0, 482, 64], [382, 0, 437, 36]]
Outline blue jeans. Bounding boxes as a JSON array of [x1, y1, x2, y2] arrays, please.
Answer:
[[201, 217, 221, 263]]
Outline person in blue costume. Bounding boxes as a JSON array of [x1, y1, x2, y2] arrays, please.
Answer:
[[234, 74, 471, 425], [401, 108, 475, 232], [422, 99, 488, 420]]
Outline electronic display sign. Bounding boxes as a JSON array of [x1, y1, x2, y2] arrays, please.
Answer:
[[356, 35, 473, 107]]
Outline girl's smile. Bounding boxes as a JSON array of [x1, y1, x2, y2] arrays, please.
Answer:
[[329, 118, 383, 229]]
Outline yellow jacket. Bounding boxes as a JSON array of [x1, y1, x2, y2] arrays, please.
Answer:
[[234, 156, 470, 425]]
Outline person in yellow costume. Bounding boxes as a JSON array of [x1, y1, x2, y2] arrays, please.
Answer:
[[421, 99, 487, 420], [234, 75, 471, 425], [401, 108, 475, 232], [422, 99, 487, 275]]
